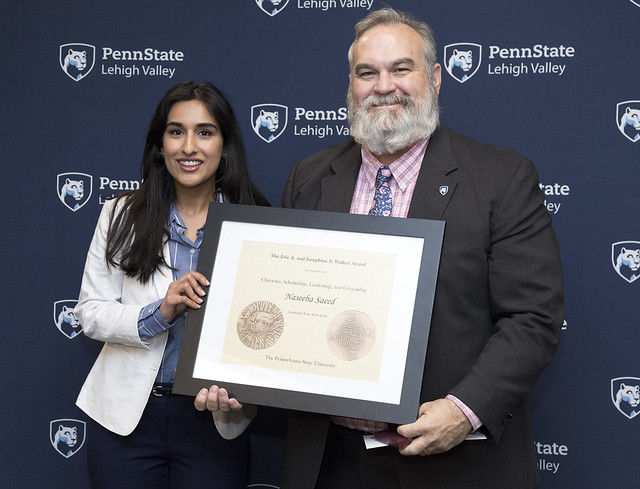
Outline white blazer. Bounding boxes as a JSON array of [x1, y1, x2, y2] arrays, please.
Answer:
[[76, 199, 253, 437], [76, 199, 172, 435]]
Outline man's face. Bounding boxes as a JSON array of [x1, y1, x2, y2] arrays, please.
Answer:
[[347, 22, 441, 155], [349, 23, 440, 117]]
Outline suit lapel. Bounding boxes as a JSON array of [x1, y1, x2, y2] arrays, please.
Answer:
[[313, 131, 458, 218], [408, 127, 459, 220], [317, 142, 362, 212]]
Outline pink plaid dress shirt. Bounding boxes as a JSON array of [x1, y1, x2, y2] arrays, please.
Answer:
[[349, 139, 428, 217], [333, 138, 482, 434]]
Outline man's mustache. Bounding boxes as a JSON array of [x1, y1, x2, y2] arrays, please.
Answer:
[[361, 94, 414, 110]]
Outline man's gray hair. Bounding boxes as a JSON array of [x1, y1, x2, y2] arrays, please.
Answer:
[[347, 8, 437, 78]]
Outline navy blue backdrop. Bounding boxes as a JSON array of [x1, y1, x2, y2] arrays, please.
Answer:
[[2, 1, 639, 488]]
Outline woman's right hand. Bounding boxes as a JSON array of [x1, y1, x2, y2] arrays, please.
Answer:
[[195, 385, 257, 439], [158, 270, 209, 323]]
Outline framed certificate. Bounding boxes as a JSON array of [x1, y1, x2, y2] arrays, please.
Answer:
[[173, 204, 444, 424]]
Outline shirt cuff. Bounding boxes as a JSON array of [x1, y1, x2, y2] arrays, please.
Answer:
[[446, 394, 483, 432], [138, 300, 174, 339]]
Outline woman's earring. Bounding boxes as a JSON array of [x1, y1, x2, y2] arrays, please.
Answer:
[[160, 149, 165, 158]]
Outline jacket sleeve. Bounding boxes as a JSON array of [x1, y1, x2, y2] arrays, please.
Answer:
[[449, 157, 563, 441], [75, 199, 151, 349], [212, 404, 258, 440]]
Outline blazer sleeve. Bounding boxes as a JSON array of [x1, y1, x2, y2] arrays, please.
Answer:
[[75, 199, 150, 349], [211, 404, 258, 440], [449, 157, 563, 440]]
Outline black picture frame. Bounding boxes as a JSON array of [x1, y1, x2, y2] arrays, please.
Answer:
[[173, 204, 444, 424]]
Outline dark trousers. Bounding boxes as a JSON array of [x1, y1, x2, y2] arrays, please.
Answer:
[[315, 423, 401, 489], [87, 393, 250, 489]]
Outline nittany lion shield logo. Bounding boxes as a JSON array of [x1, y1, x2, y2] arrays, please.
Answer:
[[59, 43, 96, 82], [611, 241, 640, 284], [53, 300, 83, 339], [611, 377, 640, 420], [57, 172, 93, 212], [255, 0, 289, 17], [616, 101, 640, 143], [443, 43, 482, 83], [251, 104, 288, 143], [50, 419, 86, 458]]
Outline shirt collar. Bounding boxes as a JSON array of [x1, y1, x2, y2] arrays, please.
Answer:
[[169, 203, 187, 231], [169, 202, 206, 234], [361, 138, 429, 192]]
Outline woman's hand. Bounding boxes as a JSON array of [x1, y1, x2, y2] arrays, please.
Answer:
[[195, 385, 257, 440], [158, 270, 209, 323], [194, 385, 243, 413]]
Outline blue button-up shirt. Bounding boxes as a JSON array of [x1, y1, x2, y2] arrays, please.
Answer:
[[137, 203, 205, 384]]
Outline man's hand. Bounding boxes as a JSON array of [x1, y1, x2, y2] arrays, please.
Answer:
[[396, 398, 472, 456]]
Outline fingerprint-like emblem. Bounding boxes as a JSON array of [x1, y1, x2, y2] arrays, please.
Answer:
[[237, 301, 284, 350], [327, 310, 376, 361]]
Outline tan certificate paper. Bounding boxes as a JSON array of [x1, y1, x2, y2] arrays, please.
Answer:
[[220, 241, 397, 382]]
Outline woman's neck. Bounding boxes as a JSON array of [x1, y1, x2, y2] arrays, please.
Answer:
[[173, 185, 215, 216], [173, 189, 214, 242]]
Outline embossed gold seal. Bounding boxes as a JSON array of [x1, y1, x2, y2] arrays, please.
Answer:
[[327, 310, 376, 361], [237, 301, 284, 350]]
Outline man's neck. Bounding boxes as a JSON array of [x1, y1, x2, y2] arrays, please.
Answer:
[[369, 145, 414, 166]]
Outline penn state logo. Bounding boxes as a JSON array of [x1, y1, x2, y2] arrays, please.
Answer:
[[439, 185, 449, 195], [616, 100, 640, 143], [611, 241, 640, 284], [59, 43, 96, 82], [50, 419, 86, 458], [57, 172, 93, 212], [255, 0, 289, 16], [251, 104, 288, 143], [53, 300, 83, 339], [443, 43, 482, 83], [611, 377, 640, 419]]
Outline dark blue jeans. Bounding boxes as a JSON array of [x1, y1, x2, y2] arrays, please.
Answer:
[[87, 393, 250, 489]]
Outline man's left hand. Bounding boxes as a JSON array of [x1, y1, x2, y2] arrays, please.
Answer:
[[396, 398, 472, 456]]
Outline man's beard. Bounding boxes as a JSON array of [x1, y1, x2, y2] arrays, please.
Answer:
[[347, 84, 439, 155]]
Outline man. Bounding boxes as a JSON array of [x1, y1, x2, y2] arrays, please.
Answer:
[[279, 8, 563, 489]]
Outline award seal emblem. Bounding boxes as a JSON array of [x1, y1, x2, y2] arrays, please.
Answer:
[[237, 301, 284, 350], [327, 310, 376, 361]]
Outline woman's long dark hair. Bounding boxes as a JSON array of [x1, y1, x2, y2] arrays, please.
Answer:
[[105, 81, 269, 283]]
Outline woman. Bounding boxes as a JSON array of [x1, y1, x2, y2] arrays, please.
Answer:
[[76, 81, 267, 489]]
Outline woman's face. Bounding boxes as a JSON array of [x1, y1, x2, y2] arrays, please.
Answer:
[[162, 99, 223, 195]]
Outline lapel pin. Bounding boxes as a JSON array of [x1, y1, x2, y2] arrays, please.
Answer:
[[439, 185, 449, 196]]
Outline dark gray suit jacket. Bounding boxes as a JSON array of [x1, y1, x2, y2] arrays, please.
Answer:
[[280, 126, 563, 489]]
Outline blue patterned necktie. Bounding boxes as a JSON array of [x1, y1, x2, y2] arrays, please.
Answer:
[[369, 166, 393, 216]]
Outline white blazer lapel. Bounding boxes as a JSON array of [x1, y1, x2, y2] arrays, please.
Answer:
[[153, 240, 173, 299]]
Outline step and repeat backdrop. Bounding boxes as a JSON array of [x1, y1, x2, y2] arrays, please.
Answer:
[[2, 1, 639, 488]]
